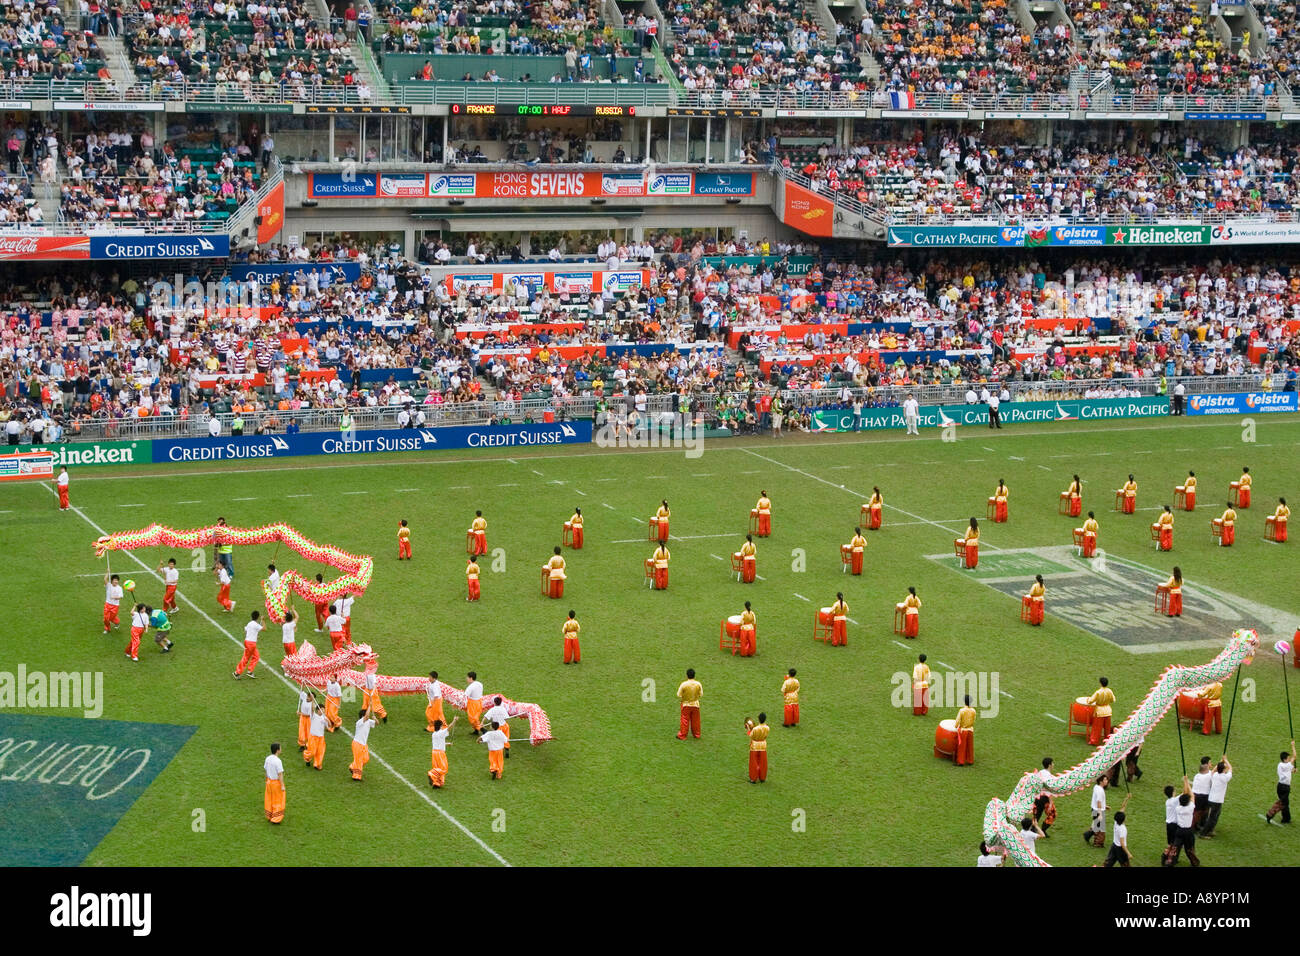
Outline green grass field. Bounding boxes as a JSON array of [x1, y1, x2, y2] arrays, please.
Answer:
[[5, 414, 1300, 867]]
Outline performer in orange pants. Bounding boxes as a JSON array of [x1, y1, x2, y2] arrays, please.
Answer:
[[1064, 475, 1082, 518], [738, 601, 756, 657], [1197, 681, 1223, 735], [563, 610, 581, 664], [912, 655, 930, 716], [157, 558, 180, 612], [313, 574, 329, 631], [849, 528, 866, 575], [900, 587, 921, 637], [1269, 498, 1290, 542], [1119, 475, 1137, 514], [1155, 506, 1174, 551], [428, 716, 457, 787], [867, 487, 884, 529], [567, 508, 584, 549], [1215, 504, 1236, 546], [125, 604, 147, 661], [216, 566, 234, 611], [655, 500, 670, 544], [296, 689, 313, 749], [676, 669, 702, 739], [303, 702, 326, 769], [955, 696, 976, 765], [263, 744, 286, 824], [830, 592, 849, 646], [398, 519, 412, 560], [754, 492, 772, 537], [465, 673, 484, 733], [956, 518, 980, 569], [234, 612, 263, 677], [738, 534, 757, 583], [545, 547, 567, 598], [469, 511, 487, 555], [746, 715, 770, 782], [1164, 567, 1184, 617], [1178, 471, 1197, 511], [56, 466, 70, 509], [781, 668, 800, 726], [992, 480, 1009, 522], [349, 710, 378, 781], [1233, 467, 1252, 508], [1026, 575, 1046, 625], [102, 573, 123, 633], [652, 544, 670, 590], [1080, 512, 1099, 557], [324, 675, 342, 732], [1086, 677, 1115, 746], [481, 722, 508, 779], [362, 671, 387, 722], [466, 557, 481, 601], [324, 605, 347, 651], [424, 672, 445, 730]]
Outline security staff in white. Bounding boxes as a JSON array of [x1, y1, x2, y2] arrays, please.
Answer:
[[987, 390, 1002, 429], [902, 392, 920, 436]]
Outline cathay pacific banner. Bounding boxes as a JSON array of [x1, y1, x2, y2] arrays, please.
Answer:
[[811, 397, 1170, 431], [151, 422, 592, 463], [1185, 392, 1298, 416]]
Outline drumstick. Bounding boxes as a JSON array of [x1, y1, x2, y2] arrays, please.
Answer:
[[1221, 663, 1245, 757], [1173, 693, 1187, 777]]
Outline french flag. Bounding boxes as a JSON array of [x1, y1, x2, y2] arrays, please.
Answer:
[[889, 91, 916, 109]]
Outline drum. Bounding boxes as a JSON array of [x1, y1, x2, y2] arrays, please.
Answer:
[[1177, 691, 1206, 725], [1071, 696, 1095, 725], [725, 615, 743, 639], [818, 607, 834, 626], [934, 719, 958, 759]]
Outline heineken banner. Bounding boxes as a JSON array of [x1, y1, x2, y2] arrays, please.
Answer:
[[888, 223, 1214, 248], [811, 397, 1170, 431], [12, 440, 152, 468]]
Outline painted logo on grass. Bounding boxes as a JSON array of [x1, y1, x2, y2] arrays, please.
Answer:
[[925, 546, 1297, 653], [0, 714, 196, 865]]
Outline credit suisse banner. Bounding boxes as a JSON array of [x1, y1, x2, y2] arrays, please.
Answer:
[[151, 422, 593, 463], [1185, 392, 1299, 415], [442, 269, 655, 294], [782, 180, 834, 238], [312, 171, 755, 200], [810, 396, 1170, 431]]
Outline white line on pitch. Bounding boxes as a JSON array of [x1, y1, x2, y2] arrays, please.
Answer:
[[231, 497, 257, 501], [496, 483, 519, 487], [41, 482, 511, 867], [1045, 713, 1067, 724], [709, 554, 724, 561], [692, 473, 713, 477], [612, 532, 733, 543], [793, 593, 810, 602], [574, 490, 587, 497], [1000, 691, 1014, 699], [935, 661, 955, 670], [506, 458, 518, 464], [176, 500, 202, 504], [286, 494, 313, 498], [602, 503, 616, 510], [846, 617, 859, 625], [891, 640, 910, 650], [118, 503, 145, 507], [1037, 465, 1052, 471], [645, 475, 667, 479], [343, 491, 368, 495], [531, 470, 544, 476], [395, 488, 420, 492], [982, 447, 995, 452]]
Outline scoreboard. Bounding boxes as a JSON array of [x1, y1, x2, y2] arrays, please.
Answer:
[[450, 104, 637, 117]]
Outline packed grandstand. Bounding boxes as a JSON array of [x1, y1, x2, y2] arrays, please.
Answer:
[[0, 0, 1297, 448]]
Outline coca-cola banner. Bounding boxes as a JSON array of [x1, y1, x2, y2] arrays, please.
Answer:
[[0, 235, 91, 260]]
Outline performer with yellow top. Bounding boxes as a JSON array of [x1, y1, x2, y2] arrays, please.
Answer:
[[544, 546, 567, 598], [1177, 471, 1197, 511], [468, 510, 487, 556], [396, 520, 412, 561], [565, 507, 584, 549], [1267, 497, 1290, 543], [1153, 505, 1174, 551], [652, 499, 670, 544], [738, 601, 756, 657], [1086, 676, 1115, 746], [651, 542, 671, 590], [562, 610, 581, 664], [955, 695, 976, 765], [753, 491, 772, 537], [745, 713, 770, 782], [676, 668, 702, 740], [736, 534, 757, 584], [900, 586, 921, 638], [1024, 574, 1046, 626], [847, 527, 867, 575], [1076, 510, 1099, 558], [1231, 466, 1252, 508], [465, 556, 481, 602], [781, 668, 800, 726], [912, 654, 931, 716], [830, 592, 849, 646], [1162, 566, 1183, 617], [956, 516, 980, 569], [1213, 502, 1237, 546], [1197, 680, 1223, 735], [1062, 474, 1082, 518], [1118, 474, 1137, 514], [991, 479, 1009, 523], [865, 486, 884, 530]]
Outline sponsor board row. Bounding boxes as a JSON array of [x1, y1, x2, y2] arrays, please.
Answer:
[[441, 269, 655, 295], [810, 396, 1171, 430], [0, 234, 230, 261], [889, 222, 1300, 247], [309, 171, 754, 200]]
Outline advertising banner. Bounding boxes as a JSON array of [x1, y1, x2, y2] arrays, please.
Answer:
[[1185, 392, 1299, 415], [810, 397, 1170, 431], [0, 235, 90, 260], [646, 172, 692, 196], [377, 173, 429, 198], [229, 262, 362, 284], [89, 235, 231, 260], [691, 172, 755, 196], [152, 422, 592, 463], [0, 450, 53, 481], [12, 440, 151, 468], [256, 181, 285, 244], [309, 172, 379, 198], [782, 180, 834, 238]]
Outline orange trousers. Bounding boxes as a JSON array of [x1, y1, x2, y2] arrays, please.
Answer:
[[362, 687, 387, 720], [1122, 496, 1135, 514], [564, 635, 581, 663], [472, 531, 487, 555], [429, 750, 448, 787], [1088, 714, 1112, 746], [1202, 703, 1222, 735], [467, 699, 482, 731], [314, 603, 328, 628], [58, 486, 69, 509], [869, 506, 882, 529], [995, 500, 1008, 522], [912, 687, 928, 716], [349, 741, 369, 780], [399, 538, 412, 559], [468, 579, 480, 601], [571, 527, 584, 548], [548, 578, 564, 599], [757, 513, 771, 536], [741, 557, 756, 583], [125, 627, 143, 659], [330, 630, 346, 651], [489, 749, 504, 778], [738, 625, 755, 657], [163, 585, 177, 612], [748, 749, 768, 782], [282, 643, 296, 657], [1159, 527, 1173, 551], [677, 705, 701, 739], [655, 567, 668, 590], [783, 703, 800, 726], [304, 734, 325, 769], [831, 619, 847, 646], [1168, 592, 1183, 617], [297, 713, 310, 748], [264, 778, 285, 823], [102, 602, 119, 631], [425, 698, 445, 732], [218, 584, 233, 610], [850, 550, 863, 574], [235, 641, 259, 675], [955, 728, 974, 765], [904, 611, 919, 638], [325, 697, 341, 732], [1221, 523, 1235, 546]]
